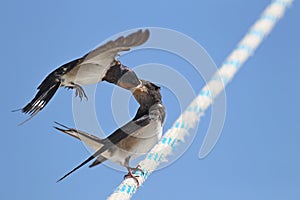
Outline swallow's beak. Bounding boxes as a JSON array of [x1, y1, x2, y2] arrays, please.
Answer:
[[118, 76, 141, 90], [133, 85, 147, 95], [131, 80, 144, 93]]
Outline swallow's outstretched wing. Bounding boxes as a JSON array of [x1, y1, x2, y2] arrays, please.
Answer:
[[18, 29, 150, 125]]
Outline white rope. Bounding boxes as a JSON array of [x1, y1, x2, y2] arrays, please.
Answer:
[[107, 0, 293, 199]]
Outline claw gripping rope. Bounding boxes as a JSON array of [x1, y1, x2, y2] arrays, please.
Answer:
[[107, 0, 293, 199]]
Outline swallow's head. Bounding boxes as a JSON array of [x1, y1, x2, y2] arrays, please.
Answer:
[[133, 80, 162, 107]]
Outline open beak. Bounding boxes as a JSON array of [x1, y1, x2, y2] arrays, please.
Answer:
[[133, 85, 149, 97]]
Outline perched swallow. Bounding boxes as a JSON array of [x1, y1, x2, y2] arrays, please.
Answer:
[[17, 29, 149, 125], [54, 80, 165, 184]]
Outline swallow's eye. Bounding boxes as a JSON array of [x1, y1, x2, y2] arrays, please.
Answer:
[[149, 83, 160, 90]]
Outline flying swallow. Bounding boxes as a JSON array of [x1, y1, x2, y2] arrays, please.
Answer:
[[17, 29, 149, 125], [54, 80, 165, 184]]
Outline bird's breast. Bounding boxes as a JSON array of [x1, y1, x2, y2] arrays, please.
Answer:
[[120, 121, 162, 158], [101, 121, 162, 166], [62, 63, 109, 85]]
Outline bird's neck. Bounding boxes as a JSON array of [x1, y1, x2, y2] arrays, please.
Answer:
[[134, 102, 165, 121]]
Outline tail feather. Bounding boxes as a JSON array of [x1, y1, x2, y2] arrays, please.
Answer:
[[57, 136, 110, 182], [89, 156, 107, 168], [57, 146, 109, 182], [53, 122, 80, 140], [19, 80, 60, 125], [22, 82, 60, 114], [57, 155, 95, 182], [53, 122, 104, 151]]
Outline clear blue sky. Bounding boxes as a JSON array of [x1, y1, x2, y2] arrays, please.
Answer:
[[1, 0, 300, 199]]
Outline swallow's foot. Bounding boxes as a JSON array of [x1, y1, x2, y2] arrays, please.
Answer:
[[124, 171, 140, 186], [128, 165, 144, 176], [124, 165, 144, 186], [71, 82, 88, 101]]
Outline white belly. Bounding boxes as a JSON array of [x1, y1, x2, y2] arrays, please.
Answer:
[[63, 63, 109, 85], [100, 121, 162, 166]]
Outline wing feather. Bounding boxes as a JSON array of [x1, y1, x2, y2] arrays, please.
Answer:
[[83, 29, 149, 62], [80, 29, 149, 67]]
